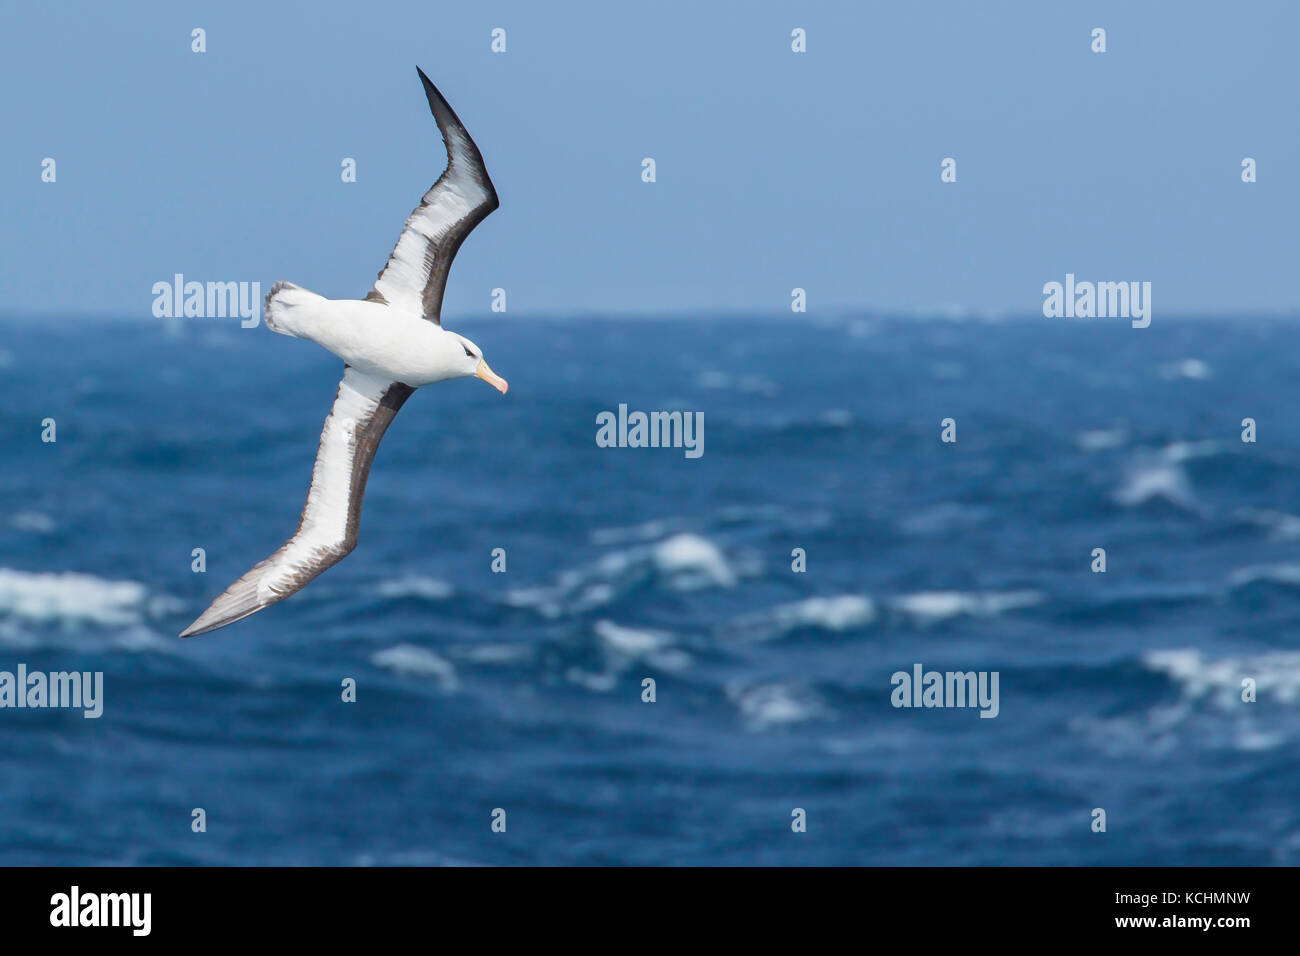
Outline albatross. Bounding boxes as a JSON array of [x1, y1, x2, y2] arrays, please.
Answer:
[[180, 68, 505, 638]]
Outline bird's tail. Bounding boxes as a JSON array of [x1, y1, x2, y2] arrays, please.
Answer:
[[264, 281, 327, 338]]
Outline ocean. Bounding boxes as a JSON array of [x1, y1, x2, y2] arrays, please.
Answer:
[[1, 312, 1298, 865]]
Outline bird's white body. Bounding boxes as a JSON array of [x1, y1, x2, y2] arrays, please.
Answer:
[[265, 284, 472, 387]]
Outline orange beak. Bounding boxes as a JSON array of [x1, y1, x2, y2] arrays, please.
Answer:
[[475, 359, 508, 394]]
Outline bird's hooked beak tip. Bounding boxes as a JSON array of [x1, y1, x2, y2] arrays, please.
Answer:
[[476, 359, 508, 394]]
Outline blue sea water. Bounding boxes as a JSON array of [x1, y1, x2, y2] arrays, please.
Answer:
[[1, 312, 1299, 865]]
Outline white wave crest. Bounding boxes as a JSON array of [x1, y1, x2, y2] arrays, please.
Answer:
[[1114, 452, 1201, 512], [727, 681, 830, 730], [1074, 649, 1300, 757], [372, 644, 459, 691], [376, 576, 453, 601], [10, 511, 55, 533], [1228, 562, 1300, 589], [0, 568, 152, 628], [1157, 358, 1212, 381], [1145, 649, 1300, 708], [1076, 427, 1128, 452], [566, 619, 691, 692], [652, 534, 736, 589], [507, 533, 740, 618], [891, 589, 1043, 626], [731, 594, 877, 642]]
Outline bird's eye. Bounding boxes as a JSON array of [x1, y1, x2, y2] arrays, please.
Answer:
[[463, 344, 475, 358]]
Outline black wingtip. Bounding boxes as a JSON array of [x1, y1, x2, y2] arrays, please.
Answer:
[[412, 65, 493, 186], [415, 66, 452, 119]]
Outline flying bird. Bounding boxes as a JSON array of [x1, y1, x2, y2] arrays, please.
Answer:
[[180, 68, 505, 638]]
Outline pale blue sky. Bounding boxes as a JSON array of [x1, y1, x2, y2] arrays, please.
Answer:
[[1, 0, 1296, 319]]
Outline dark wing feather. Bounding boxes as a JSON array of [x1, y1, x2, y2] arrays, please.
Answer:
[[365, 67, 499, 324]]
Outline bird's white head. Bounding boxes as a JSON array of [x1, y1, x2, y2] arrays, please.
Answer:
[[451, 333, 508, 394]]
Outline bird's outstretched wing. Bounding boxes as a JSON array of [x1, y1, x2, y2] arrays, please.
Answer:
[[180, 368, 413, 637], [366, 67, 499, 323]]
